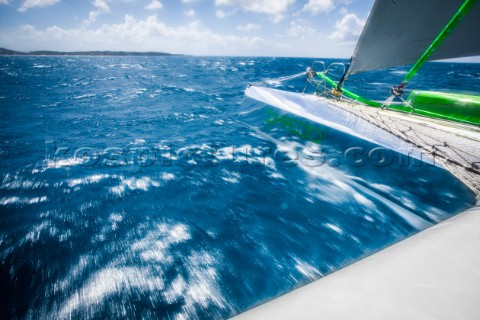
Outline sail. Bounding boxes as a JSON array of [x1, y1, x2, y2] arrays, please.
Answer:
[[348, 0, 480, 75]]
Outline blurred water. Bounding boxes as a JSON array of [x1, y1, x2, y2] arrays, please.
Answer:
[[0, 56, 477, 319]]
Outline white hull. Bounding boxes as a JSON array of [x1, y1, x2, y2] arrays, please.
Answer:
[[245, 86, 437, 166], [233, 205, 480, 320], [245, 86, 480, 196]]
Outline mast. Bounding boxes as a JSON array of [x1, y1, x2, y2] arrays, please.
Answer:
[[391, 0, 478, 97]]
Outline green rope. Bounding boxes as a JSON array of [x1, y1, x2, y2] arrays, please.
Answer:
[[402, 0, 477, 85]]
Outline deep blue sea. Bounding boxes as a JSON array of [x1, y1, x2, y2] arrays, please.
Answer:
[[0, 56, 478, 319]]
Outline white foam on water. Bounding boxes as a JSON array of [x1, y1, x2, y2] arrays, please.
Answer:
[[53, 221, 229, 318], [294, 258, 322, 281], [0, 175, 48, 190], [221, 170, 241, 184], [46, 157, 86, 169], [325, 223, 344, 235], [109, 176, 160, 197], [73, 93, 96, 99], [58, 267, 165, 319], [0, 196, 48, 206], [68, 174, 111, 188]]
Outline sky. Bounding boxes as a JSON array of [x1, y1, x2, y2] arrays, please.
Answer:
[[0, 0, 374, 57]]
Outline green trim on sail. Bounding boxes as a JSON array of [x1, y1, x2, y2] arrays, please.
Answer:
[[403, 0, 478, 84]]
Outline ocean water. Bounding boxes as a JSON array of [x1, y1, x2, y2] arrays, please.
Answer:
[[0, 56, 478, 319]]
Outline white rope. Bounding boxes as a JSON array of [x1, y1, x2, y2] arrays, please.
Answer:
[[248, 72, 305, 87]]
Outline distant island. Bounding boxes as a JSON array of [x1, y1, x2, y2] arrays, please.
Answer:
[[0, 47, 180, 56]]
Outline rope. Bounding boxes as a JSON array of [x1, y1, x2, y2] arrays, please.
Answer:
[[321, 93, 480, 199], [248, 72, 305, 87]]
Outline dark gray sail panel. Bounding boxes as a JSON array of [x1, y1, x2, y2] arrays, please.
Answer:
[[348, 0, 480, 75]]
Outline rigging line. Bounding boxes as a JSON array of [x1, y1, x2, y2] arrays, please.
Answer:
[[248, 72, 305, 87], [449, 143, 480, 160], [345, 108, 480, 196], [448, 144, 479, 165], [394, 122, 476, 169], [323, 96, 478, 183], [336, 57, 352, 90], [411, 127, 444, 144], [381, 0, 477, 108]]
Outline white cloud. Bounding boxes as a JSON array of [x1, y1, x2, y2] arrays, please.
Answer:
[[338, 6, 348, 15], [0, 15, 269, 56], [215, 0, 295, 16], [303, 0, 334, 15], [330, 13, 365, 41], [92, 0, 108, 12], [145, 0, 163, 10], [285, 20, 317, 40], [0, 0, 10, 5], [18, 0, 60, 12], [184, 9, 196, 17], [84, 0, 110, 24], [270, 14, 285, 24], [181, 0, 197, 2], [236, 23, 261, 31], [215, 10, 230, 18]]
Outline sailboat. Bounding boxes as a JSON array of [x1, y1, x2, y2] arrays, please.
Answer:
[[246, 0, 480, 198], [238, 1, 480, 319]]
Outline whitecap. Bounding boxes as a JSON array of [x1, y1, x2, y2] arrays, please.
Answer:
[[73, 93, 96, 99], [0, 196, 48, 206], [325, 223, 344, 235], [68, 174, 110, 188], [270, 172, 285, 180], [109, 176, 160, 197], [0, 175, 47, 190], [161, 173, 176, 181], [24, 220, 58, 243], [294, 258, 322, 281], [353, 192, 374, 209], [109, 212, 125, 231], [132, 223, 192, 263], [46, 157, 86, 169], [221, 170, 241, 184], [58, 267, 165, 319]]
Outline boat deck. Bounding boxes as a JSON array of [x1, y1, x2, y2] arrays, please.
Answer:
[[233, 205, 480, 320], [331, 96, 480, 197], [246, 86, 480, 198]]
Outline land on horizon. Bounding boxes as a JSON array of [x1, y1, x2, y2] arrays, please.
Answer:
[[0, 47, 179, 57]]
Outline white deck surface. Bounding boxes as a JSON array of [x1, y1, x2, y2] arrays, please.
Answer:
[[234, 206, 480, 320]]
